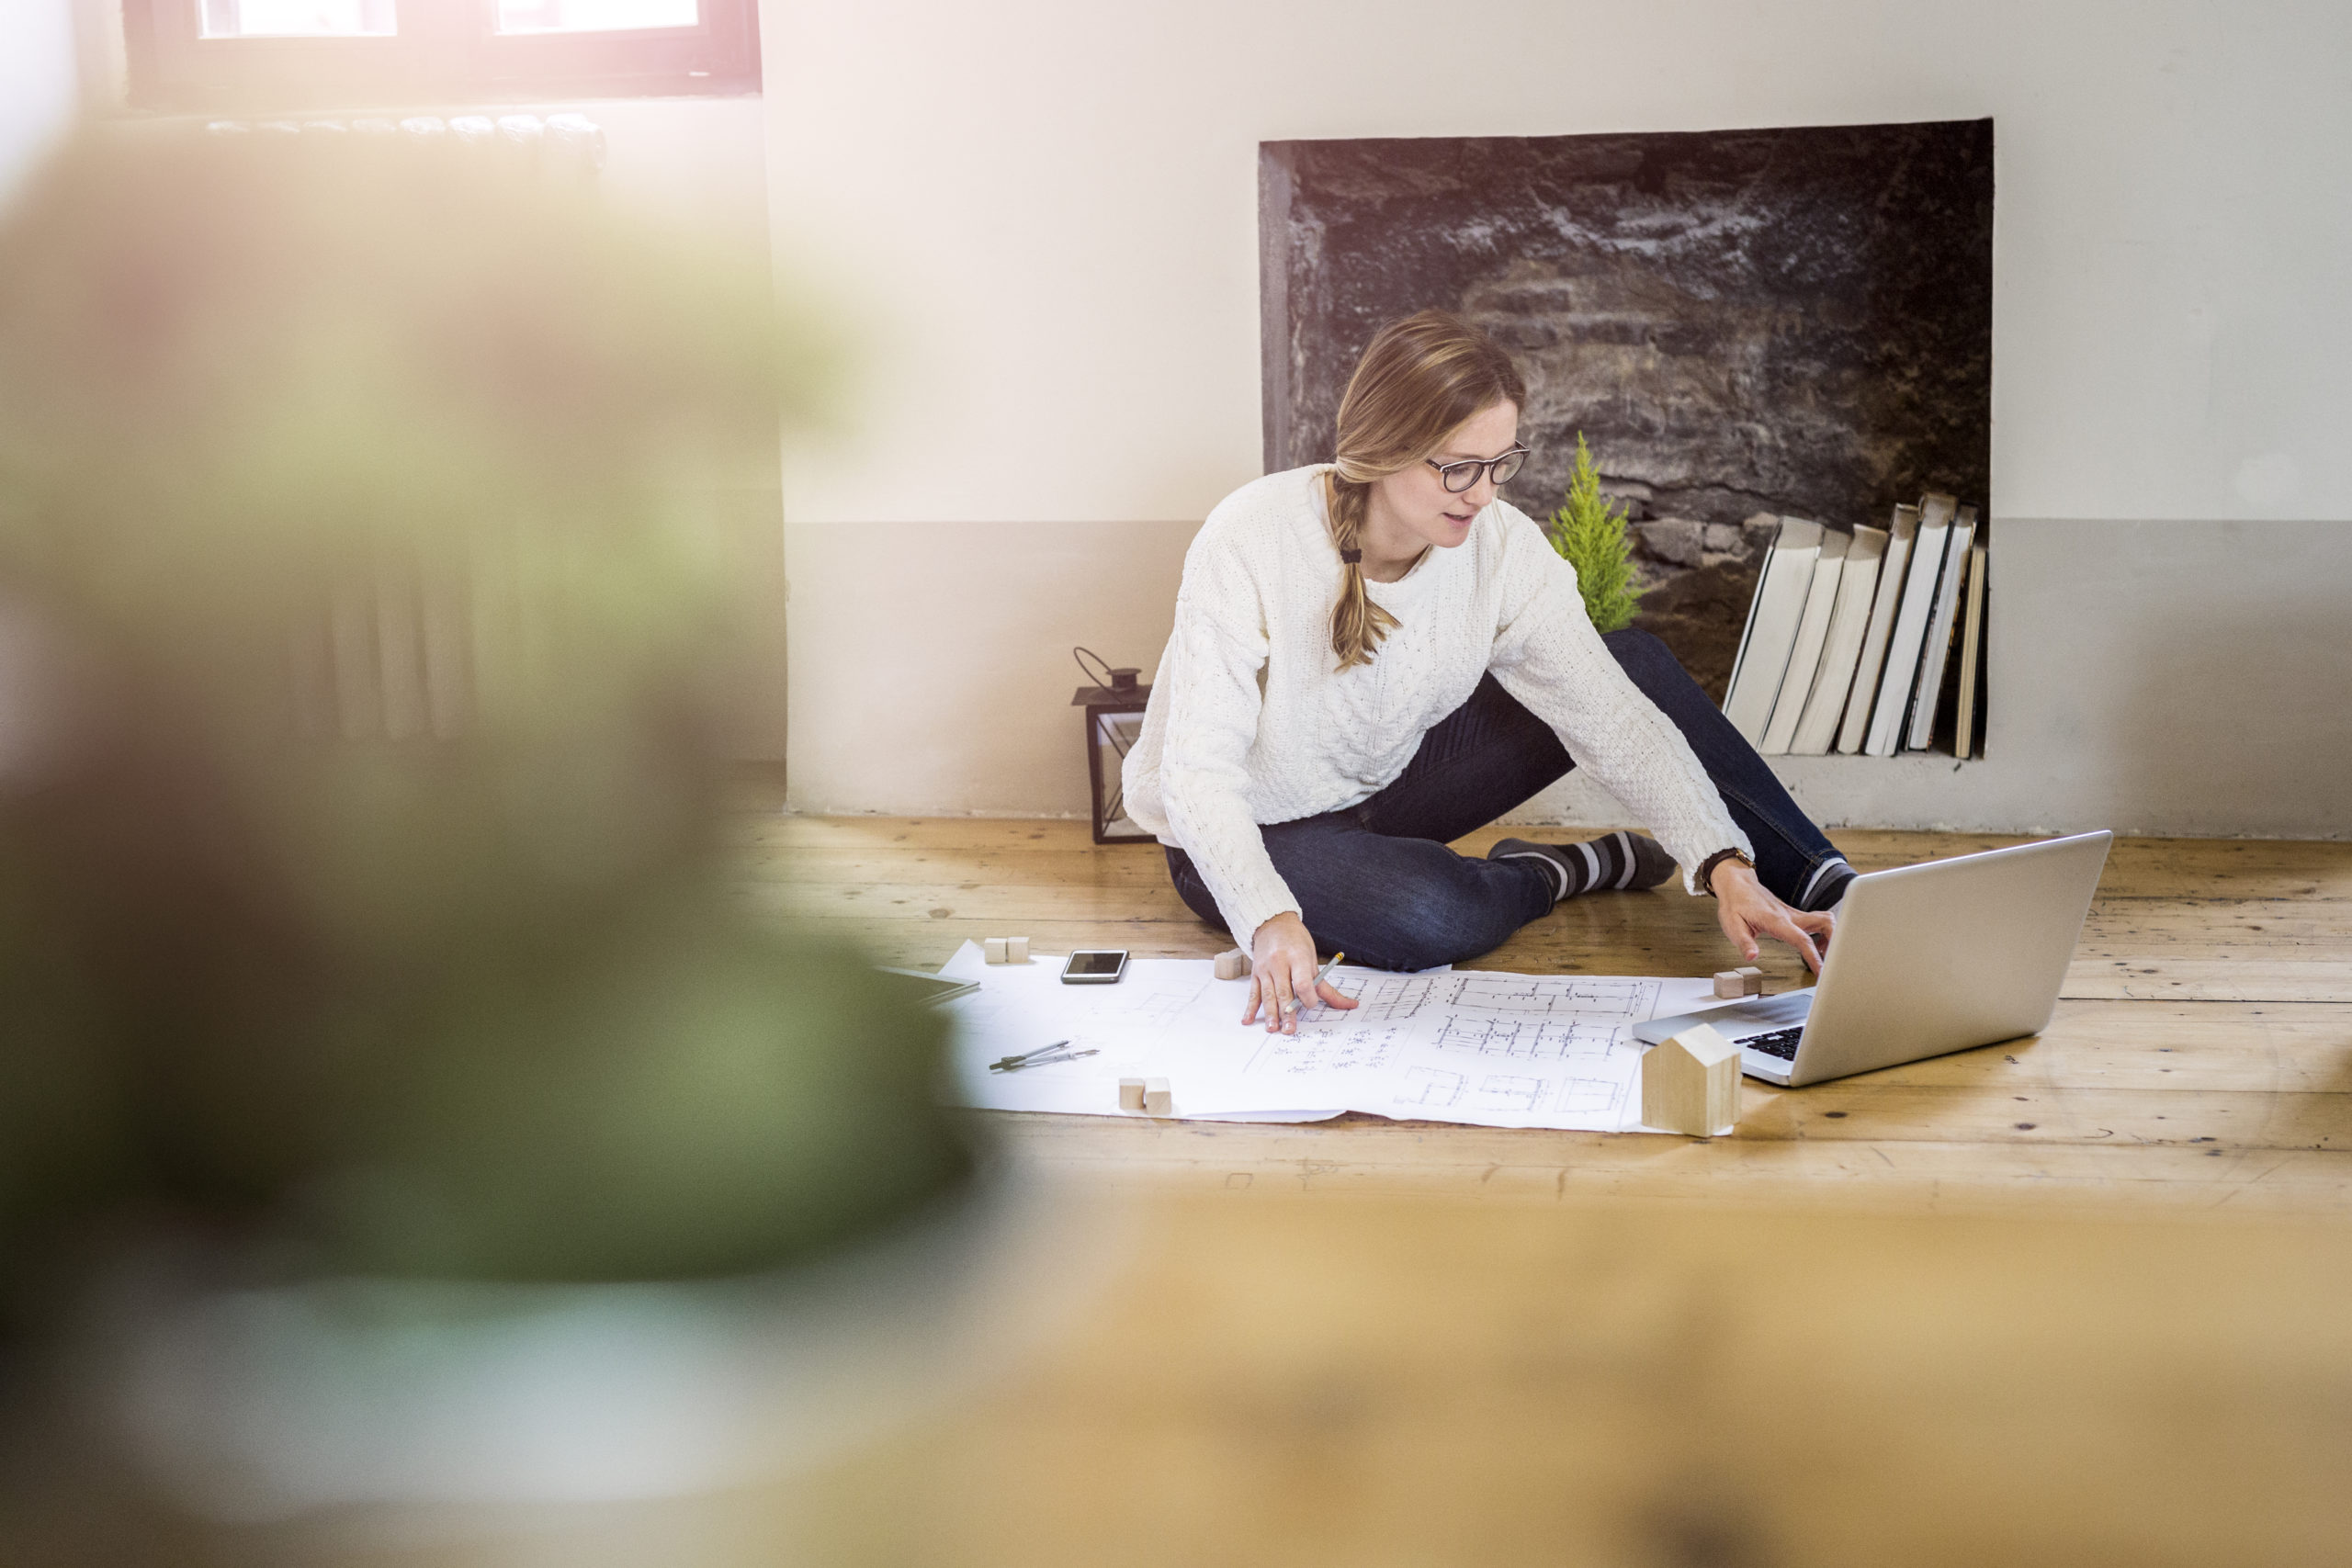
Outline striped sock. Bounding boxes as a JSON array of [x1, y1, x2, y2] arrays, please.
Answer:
[[1488, 831, 1679, 903], [1799, 857, 1857, 912]]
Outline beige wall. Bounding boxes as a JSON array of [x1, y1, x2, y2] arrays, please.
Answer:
[[784, 521, 1196, 816], [766, 0, 2350, 830], [1513, 520, 2352, 837], [765, 0, 2352, 526]]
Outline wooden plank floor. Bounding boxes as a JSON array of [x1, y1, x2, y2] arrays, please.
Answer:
[[737, 815, 2352, 1214]]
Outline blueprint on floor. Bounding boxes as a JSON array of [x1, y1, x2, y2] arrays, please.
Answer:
[[934, 942, 1721, 1131]]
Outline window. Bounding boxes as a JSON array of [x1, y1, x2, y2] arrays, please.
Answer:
[[126, 0, 759, 111]]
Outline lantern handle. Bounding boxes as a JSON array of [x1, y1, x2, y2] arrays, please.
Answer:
[[1072, 645, 1119, 691]]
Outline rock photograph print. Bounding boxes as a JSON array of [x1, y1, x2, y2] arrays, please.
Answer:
[[1261, 119, 1993, 696]]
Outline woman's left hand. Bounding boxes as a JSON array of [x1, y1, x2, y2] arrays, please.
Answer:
[[1709, 859, 1834, 973]]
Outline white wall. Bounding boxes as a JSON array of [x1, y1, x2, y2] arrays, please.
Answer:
[[765, 0, 2352, 832], [783, 522, 1196, 815], [1515, 521, 2352, 837], [0, 0, 79, 208]]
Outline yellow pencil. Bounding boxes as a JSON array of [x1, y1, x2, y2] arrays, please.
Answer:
[[1283, 952, 1345, 1015]]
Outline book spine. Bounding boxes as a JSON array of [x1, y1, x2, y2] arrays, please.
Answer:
[[1759, 527, 1847, 754], [1717, 519, 1781, 720], [1721, 520, 1821, 745], [1836, 505, 1917, 755], [1955, 531, 1989, 760], [1791, 524, 1887, 755], [1904, 510, 1976, 750], [1863, 495, 1957, 757]]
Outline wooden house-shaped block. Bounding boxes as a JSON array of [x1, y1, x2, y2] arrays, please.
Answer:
[[1642, 1022, 1742, 1137]]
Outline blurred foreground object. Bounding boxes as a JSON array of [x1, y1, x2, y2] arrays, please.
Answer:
[[50, 1190, 2344, 1566], [798, 1191, 2352, 1568], [0, 128, 970, 1308]]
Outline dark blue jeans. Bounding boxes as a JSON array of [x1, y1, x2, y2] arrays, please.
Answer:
[[1165, 628, 1845, 972]]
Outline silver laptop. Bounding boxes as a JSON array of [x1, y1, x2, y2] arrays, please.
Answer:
[[1633, 831, 2113, 1087]]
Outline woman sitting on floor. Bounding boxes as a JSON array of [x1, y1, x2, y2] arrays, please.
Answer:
[[1121, 310, 1850, 1032]]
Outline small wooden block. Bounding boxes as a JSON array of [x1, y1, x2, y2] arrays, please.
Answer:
[[1005, 936, 1029, 964], [1214, 948, 1251, 981], [1118, 1077, 1146, 1111], [1713, 970, 1746, 999], [1737, 965, 1767, 997], [1642, 1022, 1742, 1137], [1142, 1077, 1171, 1116], [983, 937, 1009, 964]]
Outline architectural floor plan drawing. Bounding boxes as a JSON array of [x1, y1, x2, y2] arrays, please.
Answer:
[[1247, 1024, 1412, 1077], [1246, 968, 1669, 1127], [1428, 1015, 1627, 1059], [1472, 1074, 1546, 1111], [1447, 975, 1657, 1016], [1312, 972, 1659, 1025], [936, 943, 1722, 1132], [1396, 1067, 1467, 1109], [1102, 987, 1201, 1029]]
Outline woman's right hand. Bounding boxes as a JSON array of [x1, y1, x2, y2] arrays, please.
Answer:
[[1242, 911, 1358, 1034]]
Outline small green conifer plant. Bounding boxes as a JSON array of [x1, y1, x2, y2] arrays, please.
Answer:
[[1545, 432, 1642, 633]]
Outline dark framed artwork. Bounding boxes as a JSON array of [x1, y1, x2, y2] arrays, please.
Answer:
[[1261, 119, 1993, 698]]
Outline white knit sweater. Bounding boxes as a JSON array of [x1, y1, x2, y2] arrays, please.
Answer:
[[1120, 464, 1752, 942]]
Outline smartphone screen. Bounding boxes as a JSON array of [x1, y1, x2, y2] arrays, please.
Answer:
[[1062, 949, 1128, 983]]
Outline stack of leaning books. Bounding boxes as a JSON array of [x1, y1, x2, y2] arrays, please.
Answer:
[[1718, 493, 1989, 760]]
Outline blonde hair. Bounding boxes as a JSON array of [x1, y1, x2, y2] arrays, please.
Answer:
[[1325, 310, 1527, 671]]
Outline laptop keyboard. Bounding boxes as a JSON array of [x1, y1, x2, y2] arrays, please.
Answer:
[[1738, 1026, 1804, 1062]]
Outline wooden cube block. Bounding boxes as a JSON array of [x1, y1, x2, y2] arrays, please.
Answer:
[[1214, 948, 1251, 981], [982, 937, 1007, 964], [1736, 965, 1766, 997], [1642, 1022, 1741, 1137], [1005, 936, 1029, 964], [1713, 970, 1747, 999], [1118, 1077, 1147, 1112], [1143, 1077, 1172, 1116]]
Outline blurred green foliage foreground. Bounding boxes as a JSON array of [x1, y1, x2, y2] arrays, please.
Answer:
[[0, 131, 968, 1305]]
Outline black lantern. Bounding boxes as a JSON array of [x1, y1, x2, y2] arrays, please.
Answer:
[[1071, 647, 1151, 845]]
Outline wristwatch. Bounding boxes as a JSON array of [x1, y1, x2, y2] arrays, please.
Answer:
[[1697, 848, 1754, 896]]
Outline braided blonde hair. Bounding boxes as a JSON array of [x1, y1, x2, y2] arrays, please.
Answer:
[[1325, 310, 1527, 671]]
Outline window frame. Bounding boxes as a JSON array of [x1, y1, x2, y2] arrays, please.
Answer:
[[123, 0, 761, 113]]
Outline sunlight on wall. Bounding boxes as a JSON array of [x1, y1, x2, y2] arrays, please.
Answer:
[[0, 0, 76, 209]]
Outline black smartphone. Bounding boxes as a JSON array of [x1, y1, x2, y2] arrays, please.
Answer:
[[1061, 949, 1129, 985]]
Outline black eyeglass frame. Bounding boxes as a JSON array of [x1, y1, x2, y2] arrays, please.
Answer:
[[1425, 445, 1532, 493]]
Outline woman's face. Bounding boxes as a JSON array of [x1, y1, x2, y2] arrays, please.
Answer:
[[1368, 399, 1522, 558]]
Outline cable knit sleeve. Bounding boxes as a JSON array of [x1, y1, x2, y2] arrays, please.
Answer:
[[1485, 505, 1752, 893], [1153, 536, 1301, 942]]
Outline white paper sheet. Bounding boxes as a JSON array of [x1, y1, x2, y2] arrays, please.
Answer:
[[935, 943, 1721, 1132]]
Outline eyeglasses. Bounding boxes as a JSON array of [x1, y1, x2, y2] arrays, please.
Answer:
[[1425, 445, 1530, 493]]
